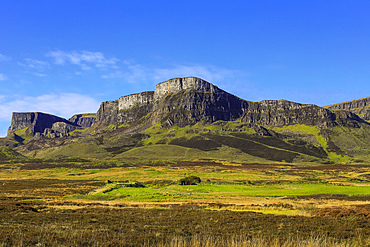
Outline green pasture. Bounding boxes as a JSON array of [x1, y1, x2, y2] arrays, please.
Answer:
[[72, 181, 370, 202]]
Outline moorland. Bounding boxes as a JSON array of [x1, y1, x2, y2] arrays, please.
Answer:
[[0, 77, 370, 246]]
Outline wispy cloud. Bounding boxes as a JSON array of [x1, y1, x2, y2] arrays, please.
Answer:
[[101, 60, 148, 83], [0, 93, 101, 122], [21, 58, 50, 70], [0, 53, 11, 62], [0, 74, 6, 81], [46, 50, 119, 70], [17, 58, 50, 77], [102, 61, 243, 88], [152, 64, 240, 84]]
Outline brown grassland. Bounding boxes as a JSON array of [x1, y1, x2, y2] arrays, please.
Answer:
[[0, 160, 369, 246]]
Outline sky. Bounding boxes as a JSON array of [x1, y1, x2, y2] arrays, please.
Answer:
[[1, 1, 370, 137]]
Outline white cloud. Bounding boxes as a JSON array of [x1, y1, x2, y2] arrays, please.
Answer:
[[0, 93, 101, 122], [102, 61, 243, 88], [21, 58, 50, 70], [0, 74, 6, 81], [46, 50, 119, 70], [152, 64, 239, 84]]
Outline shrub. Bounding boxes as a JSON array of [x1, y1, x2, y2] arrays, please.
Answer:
[[179, 176, 201, 185]]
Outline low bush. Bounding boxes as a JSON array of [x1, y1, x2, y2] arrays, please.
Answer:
[[179, 176, 201, 185]]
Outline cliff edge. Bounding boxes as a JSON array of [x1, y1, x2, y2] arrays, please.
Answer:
[[325, 97, 370, 121]]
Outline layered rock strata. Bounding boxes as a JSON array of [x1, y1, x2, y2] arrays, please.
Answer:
[[8, 77, 367, 138], [69, 114, 96, 128], [8, 112, 81, 138], [119, 91, 154, 111], [93, 77, 363, 132], [325, 97, 370, 120]]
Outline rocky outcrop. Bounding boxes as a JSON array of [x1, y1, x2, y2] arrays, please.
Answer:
[[119, 91, 154, 111], [241, 100, 338, 128], [154, 77, 223, 101], [325, 97, 370, 120], [69, 114, 96, 128], [91, 77, 366, 132], [150, 90, 249, 128], [95, 100, 119, 126], [8, 112, 81, 138], [9, 77, 368, 139]]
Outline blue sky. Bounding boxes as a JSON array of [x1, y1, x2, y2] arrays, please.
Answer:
[[1, 1, 370, 136]]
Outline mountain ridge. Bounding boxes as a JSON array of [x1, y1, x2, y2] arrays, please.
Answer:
[[325, 96, 370, 121], [2, 77, 370, 164]]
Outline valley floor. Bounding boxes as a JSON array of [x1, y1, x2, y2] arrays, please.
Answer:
[[0, 160, 369, 246]]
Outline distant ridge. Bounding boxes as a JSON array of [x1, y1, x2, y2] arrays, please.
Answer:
[[325, 96, 370, 121], [2, 77, 370, 164], [6, 77, 367, 140]]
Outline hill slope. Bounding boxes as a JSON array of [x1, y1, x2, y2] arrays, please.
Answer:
[[3, 77, 370, 164]]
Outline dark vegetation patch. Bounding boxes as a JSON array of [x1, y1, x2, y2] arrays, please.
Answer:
[[315, 204, 370, 219], [203, 133, 299, 162], [230, 133, 327, 158], [0, 179, 104, 198], [290, 194, 370, 201], [291, 164, 370, 171], [179, 175, 201, 185], [169, 136, 221, 151], [19, 159, 131, 170], [102, 133, 147, 154]]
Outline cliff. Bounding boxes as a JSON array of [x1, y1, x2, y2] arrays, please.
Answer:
[[69, 113, 96, 128], [241, 100, 338, 128], [8, 112, 81, 139], [91, 77, 364, 132], [325, 97, 370, 120], [7, 77, 368, 139], [153, 77, 223, 101], [119, 91, 154, 111]]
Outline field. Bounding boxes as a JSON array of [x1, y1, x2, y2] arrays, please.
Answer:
[[0, 159, 369, 246]]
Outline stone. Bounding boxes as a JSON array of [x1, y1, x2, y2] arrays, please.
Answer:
[[7, 112, 81, 138], [119, 91, 154, 111], [325, 97, 370, 120], [69, 114, 96, 128]]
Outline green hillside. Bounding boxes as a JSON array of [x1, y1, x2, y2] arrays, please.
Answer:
[[0, 146, 25, 160], [15, 119, 368, 164]]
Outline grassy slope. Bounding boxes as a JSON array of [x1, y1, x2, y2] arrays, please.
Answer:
[[15, 118, 370, 164], [0, 147, 25, 160], [25, 141, 112, 160], [115, 144, 270, 164]]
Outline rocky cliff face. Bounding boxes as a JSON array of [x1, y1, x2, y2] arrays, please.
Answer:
[[150, 90, 249, 128], [325, 97, 370, 120], [8, 77, 367, 139], [241, 100, 338, 128], [8, 112, 81, 138], [69, 114, 96, 128], [153, 77, 222, 101], [92, 77, 247, 131], [119, 91, 154, 111], [91, 77, 364, 132]]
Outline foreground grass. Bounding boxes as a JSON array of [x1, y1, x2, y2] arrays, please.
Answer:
[[0, 201, 369, 247]]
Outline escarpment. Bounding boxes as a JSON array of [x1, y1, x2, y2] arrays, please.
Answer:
[[90, 77, 364, 133], [8, 112, 81, 139], [69, 114, 96, 128], [7, 77, 368, 139], [241, 100, 338, 128], [325, 97, 370, 121]]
